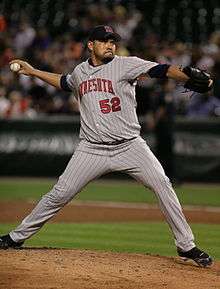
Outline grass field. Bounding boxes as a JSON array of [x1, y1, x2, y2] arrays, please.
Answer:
[[0, 178, 220, 206], [0, 178, 219, 259], [1, 222, 220, 259]]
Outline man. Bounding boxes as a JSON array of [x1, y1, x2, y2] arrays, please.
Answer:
[[0, 26, 213, 267]]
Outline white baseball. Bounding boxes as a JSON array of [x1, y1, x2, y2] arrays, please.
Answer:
[[10, 63, 21, 72]]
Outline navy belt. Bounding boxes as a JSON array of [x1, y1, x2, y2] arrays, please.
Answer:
[[87, 137, 137, 145]]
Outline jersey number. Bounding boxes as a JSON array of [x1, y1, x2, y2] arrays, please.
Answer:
[[99, 97, 121, 114]]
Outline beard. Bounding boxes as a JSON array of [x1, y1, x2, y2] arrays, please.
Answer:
[[91, 48, 115, 65], [102, 55, 114, 63], [102, 51, 115, 63]]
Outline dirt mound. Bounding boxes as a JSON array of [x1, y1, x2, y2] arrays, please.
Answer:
[[1, 249, 219, 289], [1, 201, 220, 289]]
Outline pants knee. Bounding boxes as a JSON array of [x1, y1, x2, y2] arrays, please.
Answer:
[[43, 181, 74, 206], [150, 173, 172, 193]]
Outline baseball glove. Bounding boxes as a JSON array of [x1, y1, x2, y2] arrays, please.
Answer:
[[182, 66, 213, 93]]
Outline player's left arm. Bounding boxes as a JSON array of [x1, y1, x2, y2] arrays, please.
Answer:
[[166, 65, 189, 82], [148, 64, 213, 93], [168, 65, 213, 93]]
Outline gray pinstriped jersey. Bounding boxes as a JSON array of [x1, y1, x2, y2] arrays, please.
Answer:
[[67, 56, 158, 143], [10, 57, 195, 251]]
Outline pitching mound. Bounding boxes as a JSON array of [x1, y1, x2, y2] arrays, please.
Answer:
[[1, 249, 219, 289]]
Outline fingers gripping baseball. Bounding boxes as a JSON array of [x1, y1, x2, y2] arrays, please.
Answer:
[[9, 59, 35, 76]]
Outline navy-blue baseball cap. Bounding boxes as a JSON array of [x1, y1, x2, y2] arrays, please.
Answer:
[[88, 25, 121, 42]]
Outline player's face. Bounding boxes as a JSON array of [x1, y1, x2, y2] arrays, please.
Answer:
[[89, 39, 116, 63]]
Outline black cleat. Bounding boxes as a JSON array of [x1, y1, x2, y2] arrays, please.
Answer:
[[0, 234, 24, 249], [177, 247, 213, 267]]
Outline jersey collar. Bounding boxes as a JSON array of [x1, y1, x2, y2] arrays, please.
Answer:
[[88, 57, 115, 67]]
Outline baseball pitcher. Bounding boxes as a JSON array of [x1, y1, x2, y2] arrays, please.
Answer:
[[0, 26, 213, 267]]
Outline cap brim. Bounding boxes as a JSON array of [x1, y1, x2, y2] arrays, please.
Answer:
[[103, 32, 121, 42]]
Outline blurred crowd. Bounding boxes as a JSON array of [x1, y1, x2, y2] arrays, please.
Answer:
[[1, 1, 220, 120]]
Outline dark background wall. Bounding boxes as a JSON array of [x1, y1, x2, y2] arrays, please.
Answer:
[[1, 117, 220, 182]]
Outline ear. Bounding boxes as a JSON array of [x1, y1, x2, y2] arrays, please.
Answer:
[[87, 41, 93, 52]]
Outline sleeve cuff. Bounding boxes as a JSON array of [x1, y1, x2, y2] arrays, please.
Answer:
[[60, 75, 72, 92], [148, 64, 170, 78]]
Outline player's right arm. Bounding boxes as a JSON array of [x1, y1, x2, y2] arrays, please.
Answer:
[[9, 59, 70, 91]]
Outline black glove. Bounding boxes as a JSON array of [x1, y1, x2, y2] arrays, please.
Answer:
[[182, 66, 213, 93]]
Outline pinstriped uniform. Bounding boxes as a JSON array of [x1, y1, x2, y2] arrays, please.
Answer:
[[10, 56, 195, 251], [67, 56, 158, 142]]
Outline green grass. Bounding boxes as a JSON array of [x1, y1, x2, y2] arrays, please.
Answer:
[[1, 222, 219, 259], [0, 178, 220, 206]]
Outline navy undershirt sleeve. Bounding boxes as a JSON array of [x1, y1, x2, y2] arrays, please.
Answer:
[[148, 64, 170, 78], [60, 75, 72, 92]]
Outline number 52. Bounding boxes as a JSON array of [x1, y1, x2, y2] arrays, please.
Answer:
[[99, 97, 121, 114]]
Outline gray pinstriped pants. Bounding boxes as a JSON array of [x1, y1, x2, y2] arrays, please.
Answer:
[[10, 136, 195, 251]]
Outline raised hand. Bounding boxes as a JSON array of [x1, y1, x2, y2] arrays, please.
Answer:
[[9, 59, 35, 76]]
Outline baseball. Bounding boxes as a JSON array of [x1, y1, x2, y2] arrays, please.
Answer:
[[10, 62, 21, 72]]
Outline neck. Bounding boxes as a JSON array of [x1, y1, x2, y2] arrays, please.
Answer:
[[90, 55, 103, 66]]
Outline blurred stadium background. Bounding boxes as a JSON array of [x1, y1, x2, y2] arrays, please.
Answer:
[[0, 0, 220, 182], [0, 0, 220, 261]]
